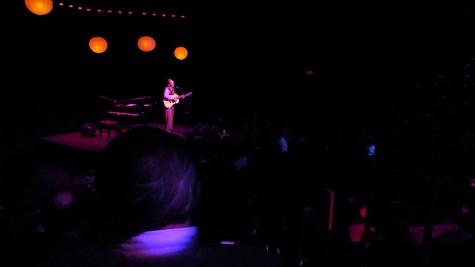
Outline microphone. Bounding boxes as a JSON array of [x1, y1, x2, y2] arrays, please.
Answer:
[[175, 85, 184, 93]]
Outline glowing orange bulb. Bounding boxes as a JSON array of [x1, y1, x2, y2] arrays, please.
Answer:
[[174, 46, 188, 60], [25, 0, 53, 15], [137, 36, 156, 52], [89, 36, 108, 54]]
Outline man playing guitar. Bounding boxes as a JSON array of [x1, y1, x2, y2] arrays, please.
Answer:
[[163, 78, 192, 133]]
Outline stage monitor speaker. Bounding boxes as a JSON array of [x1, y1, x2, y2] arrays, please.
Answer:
[[80, 123, 97, 138]]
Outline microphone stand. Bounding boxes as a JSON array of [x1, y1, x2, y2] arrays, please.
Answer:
[[176, 87, 191, 128]]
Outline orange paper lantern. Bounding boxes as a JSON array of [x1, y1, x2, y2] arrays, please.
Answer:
[[137, 36, 156, 52], [174, 46, 188, 60], [89, 36, 108, 54], [25, 0, 53, 15]]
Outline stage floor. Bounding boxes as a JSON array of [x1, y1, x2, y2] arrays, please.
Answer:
[[32, 122, 192, 172], [36, 122, 190, 153]]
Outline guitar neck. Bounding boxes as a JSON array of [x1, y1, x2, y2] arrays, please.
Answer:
[[179, 92, 192, 99]]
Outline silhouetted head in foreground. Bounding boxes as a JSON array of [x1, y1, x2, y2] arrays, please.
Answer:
[[94, 126, 199, 244], [88, 126, 283, 267]]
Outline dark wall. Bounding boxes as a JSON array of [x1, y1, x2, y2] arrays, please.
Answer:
[[3, 0, 475, 158]]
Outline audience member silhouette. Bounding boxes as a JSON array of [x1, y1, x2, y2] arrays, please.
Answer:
[[1, 189, 94, 267], [36, 126, 283, 267]]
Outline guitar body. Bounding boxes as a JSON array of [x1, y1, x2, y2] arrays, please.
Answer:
[[163, 92, 193, 108], [163, 94, 179, 108]]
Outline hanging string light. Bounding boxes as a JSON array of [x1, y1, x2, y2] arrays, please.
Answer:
[[56, 1, 187, 19], [24, 0, 189, 60]]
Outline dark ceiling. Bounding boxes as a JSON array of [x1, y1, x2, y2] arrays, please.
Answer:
[[3, 0, 475, 109]]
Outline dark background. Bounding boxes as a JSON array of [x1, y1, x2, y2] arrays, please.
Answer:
[[3, 0, 475, 157]]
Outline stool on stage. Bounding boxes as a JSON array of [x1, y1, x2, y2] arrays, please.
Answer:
[[98, 120, 121, 139]]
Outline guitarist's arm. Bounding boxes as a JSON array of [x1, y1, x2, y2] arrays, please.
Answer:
[[163, 90, 192, 108]]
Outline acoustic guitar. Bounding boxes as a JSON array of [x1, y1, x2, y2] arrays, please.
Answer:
[[163, 92, 193, 108]]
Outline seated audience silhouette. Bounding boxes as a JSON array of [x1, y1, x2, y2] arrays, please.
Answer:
[[36, 126, 283, 267]]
